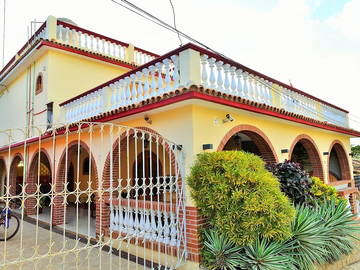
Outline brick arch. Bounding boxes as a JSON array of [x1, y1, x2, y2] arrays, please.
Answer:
[[0, 157, 7, 196], [9, 153, 24, 196], [217, 124, 278, 164], [53, 140, 99, 225], [328, 140, 351, 181], [288, 134, 324, 180], [99, 126, 181, 237], [25, 149, 53, 215]]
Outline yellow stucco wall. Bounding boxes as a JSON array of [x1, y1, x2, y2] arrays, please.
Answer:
[[46, 50, 129, 124], [0, 47, 130, 147]]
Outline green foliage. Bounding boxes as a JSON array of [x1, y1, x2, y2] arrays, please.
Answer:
[[188, 151, 295, 246], [310, 177, 342, 205], [286, 200, 360, 270], [201, 200, 360, 270], [267, 160, 314, 205], [316, 199, 360, 263], [351, 145, 360, 159], [202, 229, 242, 270], [238, 238, 295, 270], [286, 204, 330, 270]]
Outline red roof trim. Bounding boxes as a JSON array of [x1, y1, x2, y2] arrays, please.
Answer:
[[185, 43, 348, 113], [58, 21, 159, 58], [95, 91, 358, 136], [0, 90, 357, 153], [0, 22, 46, 78], [59, 42, 348, 113], [59, 43, 191, 106], [38, 40, 136, 68]]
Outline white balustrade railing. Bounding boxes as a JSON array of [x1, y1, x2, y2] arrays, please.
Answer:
[[62, 54, 179, 123], [199, 53, 349, 128], [134, 49, 157, 66], [56, 24, 127, 61], [60, 44, 349, 128], [56, 22, 157, 65], [110, 205, 180, 246]]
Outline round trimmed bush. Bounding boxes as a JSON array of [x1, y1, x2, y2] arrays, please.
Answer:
[[188, 151, 295, 246]]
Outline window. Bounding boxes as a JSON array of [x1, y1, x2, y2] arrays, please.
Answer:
[[46, 102, 53, 129], [35, 73, 43, 94]]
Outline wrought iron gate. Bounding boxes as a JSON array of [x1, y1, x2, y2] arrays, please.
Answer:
[[0, 122, 187, 269]]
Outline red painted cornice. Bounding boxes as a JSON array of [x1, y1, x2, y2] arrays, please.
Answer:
[[1, 90, 359, 153]]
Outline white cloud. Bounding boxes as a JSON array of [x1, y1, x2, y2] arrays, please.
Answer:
[[327, 0, 360, 41], [0, 0, 360, 140]]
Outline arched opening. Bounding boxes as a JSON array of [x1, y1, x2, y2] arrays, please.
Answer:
[[328, 142, 351, 182], [101, 128, 179, 238], [27, 151, 52, 216], [0, 159, 6, 196], [290, 136, 324, 179], [132, 150, 163, 200], [104, 132, 172, 201], [55, 142, 97, 236], [9, 156, 24, 196], [9, 155, 24, 208], [219, 125, 277, 165]]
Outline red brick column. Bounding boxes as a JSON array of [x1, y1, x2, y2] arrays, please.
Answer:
[[185, 206, 206, 263], [53, 164, 65, 225], [24, 174, 37, 215]]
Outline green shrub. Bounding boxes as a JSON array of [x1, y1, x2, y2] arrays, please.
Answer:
[[188, 151, 295, 246], [310, 177, 341, 204], [202, 229, 242, 270], [267, 160, 314, 205]]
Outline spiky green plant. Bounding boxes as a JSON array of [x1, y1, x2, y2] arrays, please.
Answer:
[[202, 229, 242, 270], [286, 204, 330, 270], [285, 200, 360, 270], [316, 199, 360, 263], [238, 238, 295, 270]]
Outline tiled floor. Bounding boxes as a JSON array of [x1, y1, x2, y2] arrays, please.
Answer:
[[0, 217, 147, 270], [14, 205, 96, 238], [31, 206, 96, 237]]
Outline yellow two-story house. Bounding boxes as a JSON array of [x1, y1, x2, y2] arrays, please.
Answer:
[[0, 15, 359, 270]]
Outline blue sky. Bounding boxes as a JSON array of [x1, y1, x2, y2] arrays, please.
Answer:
[[308, 0, 352, 20]]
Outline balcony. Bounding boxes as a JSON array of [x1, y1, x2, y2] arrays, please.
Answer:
[[0, 16, 158, 81], [59, 43, 350, 129]]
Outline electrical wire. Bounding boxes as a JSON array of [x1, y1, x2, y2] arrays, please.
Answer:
[[169, 0, 182, 46], [110, 0, 360, 129]]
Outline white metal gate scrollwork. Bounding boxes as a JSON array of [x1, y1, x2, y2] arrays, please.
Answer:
[[0, 122, 187, 270]]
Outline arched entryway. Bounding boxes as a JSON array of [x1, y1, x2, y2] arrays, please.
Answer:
[[9, 155, 24, 201], [0, 158, 6, 196], [26, 151, 52, 216], [289, 135, 324, 180], [55, 141, 98, 236], [101, 127, 179, 238], [328, 141, 351, 182], [218, 125, 278, 164]]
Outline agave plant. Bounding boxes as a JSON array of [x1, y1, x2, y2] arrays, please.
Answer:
[[237, 237, 295, 270], [202, 229, 242, 270], [286, 204, 331, 270], [315, 199, 360, 263], [285, 200, 360, 270]]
